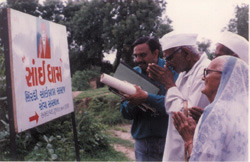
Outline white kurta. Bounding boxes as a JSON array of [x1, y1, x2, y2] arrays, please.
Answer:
[[162, 53, 211, 161]]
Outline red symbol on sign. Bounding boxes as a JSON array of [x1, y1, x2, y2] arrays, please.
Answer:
[[60, 58, 62, 63], [29, 112, 39, 123], [22, 56, 25, 63]]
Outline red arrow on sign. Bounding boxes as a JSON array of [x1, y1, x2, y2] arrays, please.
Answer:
[[29, 112, 39, 123]]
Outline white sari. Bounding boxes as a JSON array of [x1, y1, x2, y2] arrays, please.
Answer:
[[190, 56, 248, 161]]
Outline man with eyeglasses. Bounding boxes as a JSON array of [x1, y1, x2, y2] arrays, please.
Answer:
[[147, 31, 211, 161], [120, 36, 178, 161]]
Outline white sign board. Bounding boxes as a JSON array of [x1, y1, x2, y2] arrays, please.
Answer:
[[7, 9, 74, 133]]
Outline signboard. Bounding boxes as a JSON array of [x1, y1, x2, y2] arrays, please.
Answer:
[[6, 9, 74, 133]]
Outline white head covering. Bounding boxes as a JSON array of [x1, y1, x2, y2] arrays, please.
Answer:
[[191, 56, 248, 161], [217, 31, 249, 64], [160, 31, 198, 51]]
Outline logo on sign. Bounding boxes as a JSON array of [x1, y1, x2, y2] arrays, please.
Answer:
[[37, 20, 51, 59]]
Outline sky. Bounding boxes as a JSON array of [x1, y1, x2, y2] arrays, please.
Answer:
[[164, 0, 248, 42]]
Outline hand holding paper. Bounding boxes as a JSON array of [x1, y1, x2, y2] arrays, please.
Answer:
[[100, 73, 156, 112], [123, 85, 148, 106], [100, 73, 147, 105], [100, 73, 136, 95]]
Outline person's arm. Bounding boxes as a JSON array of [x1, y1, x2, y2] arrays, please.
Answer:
[[146, 93, 166, 114], [120, 100, 139, 120], [121, 85, 166, 114], [165, 78, 207, 114]]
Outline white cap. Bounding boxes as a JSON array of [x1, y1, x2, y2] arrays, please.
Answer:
[[218, 31, 249, 64], [160, 31, 198, 51]]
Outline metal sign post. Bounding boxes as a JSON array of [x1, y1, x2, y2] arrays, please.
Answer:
[[71, 112, 80, 161]]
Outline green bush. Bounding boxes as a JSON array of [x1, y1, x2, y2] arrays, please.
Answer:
[[0, 111, 112, 161], [71, 68, 100, 91], [76, 111, 109, 154], [87, 95, 130, 126]]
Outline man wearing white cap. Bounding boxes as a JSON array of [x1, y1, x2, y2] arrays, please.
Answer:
[[215, 31, 249, 64], [147, 31, 210, 161]]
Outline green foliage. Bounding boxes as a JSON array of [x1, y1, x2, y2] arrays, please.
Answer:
[[71, 68, 100, 91], [80, 146, 129, 161], [75, 87, 130, 126], [0, 51, 6, 98], [69, 0, 171, 71], [109, 0, 171, 68], [226, 4, 249, 40], [0, 111, 114, 161], [76, 111, 109, 154], [109, 136, 134, 149], [88, 95, 126, 125], [0, 115, 75, 161], [7, 0, 41, 17], [197, 38, 211, 53], [75, 86, 110, 101], [39, 0, 65, 23], [0, 48, 7, 130]]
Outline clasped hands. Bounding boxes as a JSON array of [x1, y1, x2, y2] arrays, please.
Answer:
[[147, 63, 175, 90], [172, 107, 204, 143]]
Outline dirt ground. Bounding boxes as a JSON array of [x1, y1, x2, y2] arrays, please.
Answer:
[[72, 91, 82, 98], [109, 124, 135, 161]]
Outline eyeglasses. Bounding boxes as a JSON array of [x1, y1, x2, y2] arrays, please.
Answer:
[[165, 47, 182, 62], [203, 68, 222, 78]]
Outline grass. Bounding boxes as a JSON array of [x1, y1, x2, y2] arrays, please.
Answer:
[[74, 86, 117, 101], [109, 125, 131, 132], [109, 136, 134, 149], [80, 146, 130, 161], [74, 86, 134, 160]]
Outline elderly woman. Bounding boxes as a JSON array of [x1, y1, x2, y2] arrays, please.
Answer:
[[173, 55, 248, 161]]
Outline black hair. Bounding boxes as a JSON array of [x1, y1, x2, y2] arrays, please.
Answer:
[[132, 36, 161, 53]]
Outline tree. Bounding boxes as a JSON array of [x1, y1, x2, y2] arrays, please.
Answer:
[[39, 0, 65, 23], [6, 0, 41, 17], [197, 38, 211, 53], [69, 0, 172, 72], [226, 3, 249, 40], [108, 0, 172, 69], [69, 0, 111, 73]]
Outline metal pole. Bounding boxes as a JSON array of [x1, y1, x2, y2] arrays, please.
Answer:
[[71, 111, 80, 161], [1, 8, 17, 160]]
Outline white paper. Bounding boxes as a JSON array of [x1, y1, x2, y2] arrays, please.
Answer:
[[100, 73, 136, 95]]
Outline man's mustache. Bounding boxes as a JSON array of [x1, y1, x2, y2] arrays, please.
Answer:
[[136, 62, 147, 66]]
